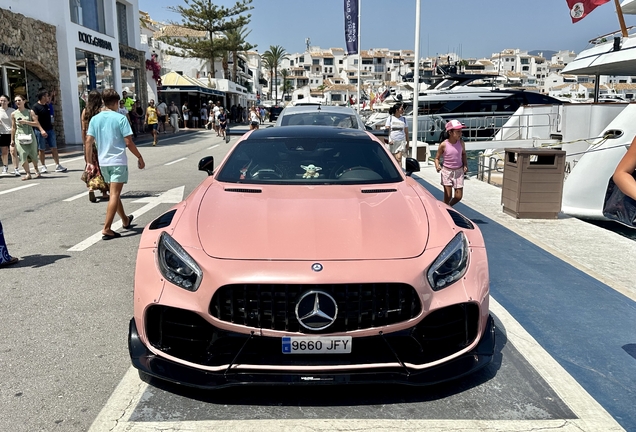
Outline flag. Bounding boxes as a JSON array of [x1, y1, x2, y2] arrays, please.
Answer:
[[369, 90, 376, 109], [379, 89, 390, 102], [344, 0, 359, 54], [566, 0, 610, 23]]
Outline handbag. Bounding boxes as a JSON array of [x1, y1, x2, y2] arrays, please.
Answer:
[[602, 171, 636, 227], [17, 133, 32, 144], [88, 173, 107, 191]]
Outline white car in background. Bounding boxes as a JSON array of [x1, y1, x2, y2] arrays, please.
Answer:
[[275, 105, 368, 130]]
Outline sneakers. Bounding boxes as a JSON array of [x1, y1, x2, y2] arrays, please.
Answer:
[[1, 166, 7, 175], [40, 165, 48, 173], [13, 168, 20, 176], [55, 164, 68, 172]]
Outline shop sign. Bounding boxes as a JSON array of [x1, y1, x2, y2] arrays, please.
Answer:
[[78, 31, 113, 51], [0, 43, 24, 57], [119, 45, 141, 63]]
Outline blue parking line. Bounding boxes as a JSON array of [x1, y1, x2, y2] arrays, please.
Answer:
[[417, 179, 636, 431]]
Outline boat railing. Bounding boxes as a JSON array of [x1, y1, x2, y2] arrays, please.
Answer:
[[489, 110, 559, 142], [477, 153, 504, 184], [589, 26, 636, 45]]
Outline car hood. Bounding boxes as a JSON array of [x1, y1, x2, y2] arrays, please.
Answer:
[[197, 182, 430, 260]]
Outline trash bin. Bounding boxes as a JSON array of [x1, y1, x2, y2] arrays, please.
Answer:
[[501, 148, 566, 219]]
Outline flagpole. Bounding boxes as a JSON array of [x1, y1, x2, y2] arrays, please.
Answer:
[[614, 0, 628, 37], [357, 0, 361, 113], [411, 0, 421, 162]]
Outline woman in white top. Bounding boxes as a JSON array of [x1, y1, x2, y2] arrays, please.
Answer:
[[384, 103, 409, 164], [249, 106, 260, 130], [0, 95, 20, 176]]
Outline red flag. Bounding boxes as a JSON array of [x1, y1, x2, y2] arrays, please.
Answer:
[[566, 0, 610, 23]]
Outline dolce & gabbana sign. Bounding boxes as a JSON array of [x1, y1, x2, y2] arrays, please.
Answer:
[[78, 31, 113, 51]]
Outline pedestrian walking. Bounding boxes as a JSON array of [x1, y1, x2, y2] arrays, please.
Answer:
[[434, 119, 468, 207], [0, 220, 19, 268], [0, 95, 20, 176], [200, 104, 208, 129], [10, 94, 41, 181], [145, 99, 159, 146], [218, 107, 228, 140], [85, 89, 145, 240], [384, 103, 409, 165], [134, 101, 145, 136], [82, 90, 110, 202], [181, 101, 190, 129], [33, 89, 67, 173], [156, 99, 168, 133], [168, 101, 180, 133], [249, 106, 260, 130]]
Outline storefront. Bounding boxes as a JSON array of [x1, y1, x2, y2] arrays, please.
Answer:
[[160, 71, 225, 122], [1, 1, 146, 145]]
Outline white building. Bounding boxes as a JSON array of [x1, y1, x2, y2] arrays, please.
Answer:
[[1, 0, 147, 145]]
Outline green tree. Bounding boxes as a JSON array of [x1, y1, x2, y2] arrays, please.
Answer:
[[262, 45, 289, 103], [280, 68, 293, 100], [161, 0, 253, 77], [224, 26, 255, 82]]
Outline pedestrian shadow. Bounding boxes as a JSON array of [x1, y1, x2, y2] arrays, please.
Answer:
[[12, 253, 71, 268], [623, 344, 636, 361]]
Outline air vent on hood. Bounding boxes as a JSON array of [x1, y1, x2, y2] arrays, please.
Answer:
[[447, 210, 474, 229], [224, 188, 262, 193], [149, 209, 177, 230], [361, 188, 397, 194]]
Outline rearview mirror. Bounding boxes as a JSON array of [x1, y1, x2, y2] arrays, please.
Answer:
[[405, 157, 420, 177], [198, 156, 214, 176]]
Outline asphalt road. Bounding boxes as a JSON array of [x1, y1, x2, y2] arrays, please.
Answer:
[[0, 128, 628, 432]]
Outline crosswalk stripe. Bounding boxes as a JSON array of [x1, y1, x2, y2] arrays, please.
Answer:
[[0, 183, 39, 195]]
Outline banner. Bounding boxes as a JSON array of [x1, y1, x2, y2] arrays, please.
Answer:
[[566, 0, 610, 23], [344, 0, 358, 54]]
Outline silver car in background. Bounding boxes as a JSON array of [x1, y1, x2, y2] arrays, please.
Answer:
[[275, 105, 367, 130]]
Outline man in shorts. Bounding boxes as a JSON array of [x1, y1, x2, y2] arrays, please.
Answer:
[[33, 89, 66, 173], [145, 99, 159, 146], [86, 89, 145, 240], [155, 99, 168, 133]]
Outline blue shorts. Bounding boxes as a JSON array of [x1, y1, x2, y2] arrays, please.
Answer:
[[35, 129, 57, 150], [101, 165, 128, 184], [150, 123, 158, 131]]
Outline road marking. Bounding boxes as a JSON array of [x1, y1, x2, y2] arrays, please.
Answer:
[[88, 297, 623, 431], [68, 186, 185, 251], [60, 156, 86, 164], [64, 191, 90, 202], [165, 157, 187, 166], [207, 144, 220, 149], [0, 183, 39, 195]]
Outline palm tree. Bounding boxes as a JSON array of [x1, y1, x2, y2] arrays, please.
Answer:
[[261, 55, 274, 101], [280, 68, 293, 101], [262, 45, 289, 103], [224, 26, 255, 82]]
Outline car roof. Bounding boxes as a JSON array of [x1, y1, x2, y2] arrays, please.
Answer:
[[245, 125, 372, 141], [280, 105, 358, 115]]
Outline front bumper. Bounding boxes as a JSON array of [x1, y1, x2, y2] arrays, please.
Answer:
[[128, 314, 495, 389]]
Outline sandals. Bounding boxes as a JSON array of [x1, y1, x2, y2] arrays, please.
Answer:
[[88, 191, 97, 203], [34, 173, 42, 179], [122, 214, 134, 229], [21, 175, 32, 181], [101, 231, 122, 241]]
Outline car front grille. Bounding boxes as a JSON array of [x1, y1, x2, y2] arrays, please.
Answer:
[[209, 283, 421, 333], [144, 303, 481, 367]]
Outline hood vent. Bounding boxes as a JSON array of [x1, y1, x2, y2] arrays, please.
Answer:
[[149, 209, 177, 230], [224, 188, 262, 194], [361, 188, 397, 194], [447, 210, 474, 229]]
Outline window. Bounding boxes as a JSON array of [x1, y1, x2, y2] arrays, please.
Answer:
[[70, 0, 106, 34], [290, 60, 294, 66], [339, 59, 343, 64], [299, 56, 304, 63], [324, 58, 334, 66], [116, 2, 128, 45], [312, 59, 320, 65]]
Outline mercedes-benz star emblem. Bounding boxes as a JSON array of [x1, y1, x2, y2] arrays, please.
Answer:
[[295, 291, 338, 331], [311, 263, 323, 272]]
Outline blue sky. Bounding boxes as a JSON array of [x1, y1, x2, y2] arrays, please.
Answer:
[[139, 0, 636, 59]]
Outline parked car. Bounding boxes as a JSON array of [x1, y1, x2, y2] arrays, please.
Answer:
[[129, 126, 495, 388], [268, 105, 284, 121], [275, 105, 366, 130]]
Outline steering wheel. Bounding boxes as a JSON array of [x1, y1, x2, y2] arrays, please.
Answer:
[[335, 166, 375, 179], [251, 167, 283, 179]]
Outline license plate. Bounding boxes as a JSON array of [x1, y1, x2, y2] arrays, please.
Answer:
[[282, 336, 352, 354]]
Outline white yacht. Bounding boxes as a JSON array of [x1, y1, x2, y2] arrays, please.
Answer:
[[487, 0, 636, 221]]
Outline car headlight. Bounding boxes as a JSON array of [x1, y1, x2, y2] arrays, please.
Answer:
[[157, 232, 202, 291], [427, 232, 469, 291]]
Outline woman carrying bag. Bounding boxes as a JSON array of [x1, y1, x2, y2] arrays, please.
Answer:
[[81, 90, 109, 202], [10, 94, 41, 180]]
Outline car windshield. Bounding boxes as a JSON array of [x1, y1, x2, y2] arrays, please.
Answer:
[[279, 112, 359, 129], [216, 137, 402, 185]]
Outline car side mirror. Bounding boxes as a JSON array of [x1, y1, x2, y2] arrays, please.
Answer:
[[198, 156, 214, 176], [405, 157, 420, 177]]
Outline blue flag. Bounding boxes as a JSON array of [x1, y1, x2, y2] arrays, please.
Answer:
[[344, 0, 358, 55]]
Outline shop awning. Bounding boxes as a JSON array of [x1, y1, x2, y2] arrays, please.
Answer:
[[160, 71, 225, 97]]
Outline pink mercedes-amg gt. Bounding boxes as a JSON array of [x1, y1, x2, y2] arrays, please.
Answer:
[[129, 126, 494, 388]]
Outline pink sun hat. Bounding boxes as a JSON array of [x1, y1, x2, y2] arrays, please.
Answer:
[[445, 119, 466, 131]]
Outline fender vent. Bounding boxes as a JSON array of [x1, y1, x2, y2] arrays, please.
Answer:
[[361, 189, 397, 194], [447, 210, 474, 229], [225, 188, 262, 193], [149, 210, 177, 230]]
